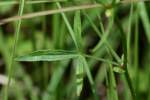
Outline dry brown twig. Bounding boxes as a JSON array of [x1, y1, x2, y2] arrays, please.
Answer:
[[0, 0, 149, 25]]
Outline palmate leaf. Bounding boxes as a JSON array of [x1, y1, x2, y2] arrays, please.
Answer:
[[15, 50, 79, 62]]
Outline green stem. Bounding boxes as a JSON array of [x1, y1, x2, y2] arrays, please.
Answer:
[[81, 56, 99, 100], [108, 64, 118, 100], [127, 3, 133, 67], [115, 17, 136, 99], [84, 54, 119, 66], [83, 11, 121, 62], [134, 10, 139, 100], [56, 2, 79, 50], [4, 0, 25, 100]]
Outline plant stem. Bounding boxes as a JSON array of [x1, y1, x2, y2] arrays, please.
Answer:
[[4, 0, 25, 100], [134, 9, 139, 100], [127, 3, 133, 67], [115, 17, 136, 99]]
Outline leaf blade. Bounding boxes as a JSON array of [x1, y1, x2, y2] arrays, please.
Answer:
[[74, 10, 82, 51], [75, 57, 84, 96], [15, 50, 79, 62]]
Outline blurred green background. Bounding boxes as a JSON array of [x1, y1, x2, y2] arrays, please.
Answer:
[[0, 0, 150, 100]]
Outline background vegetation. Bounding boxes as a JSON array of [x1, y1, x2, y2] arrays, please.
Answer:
[[0, 0, 150, 100]]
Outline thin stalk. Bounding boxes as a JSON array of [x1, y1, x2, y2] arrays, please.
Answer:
[[134, 10, 139, 100], [106, 67, 111, 100], [42, 3, 49, 88], [52, 8, 60, 49], [81, 56, 98, 100], [0, 0, 149, 25], [0, 0, 66, 6], [0, 0, 148, 6], [107, 44, 118, 100], [134, 6, 139, 71], [83, 12, 121, 62], [92, 15, 114, 52], [127, 2, 133, 68], [4, 0, 25, 100], [84, 54, 119, 66], [87, 29, 119, 69], [97, 14, 121, 63], [56, 2, 79, 49], [0, 4, 103, 25], [116, 18, 136, 99], [58, 23, 66, 48], [108, 64, 118, 100]]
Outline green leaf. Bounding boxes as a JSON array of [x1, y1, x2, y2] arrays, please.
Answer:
[[83, 11, 121, 62], [74, 11, 84, 96], [74, 11, 82, 51], [56, 2, 79, 49], [81, 56, 98, 99], [93, 13, 114, 52], [108, 64, 118, 100], [139, 2, 150, 43], [15, 50, 79, 61], [75, 57, 84, 96], [113, 67, 125, 74]]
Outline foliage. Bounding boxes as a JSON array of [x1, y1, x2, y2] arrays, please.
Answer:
[[0, 0, 150, 100]]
